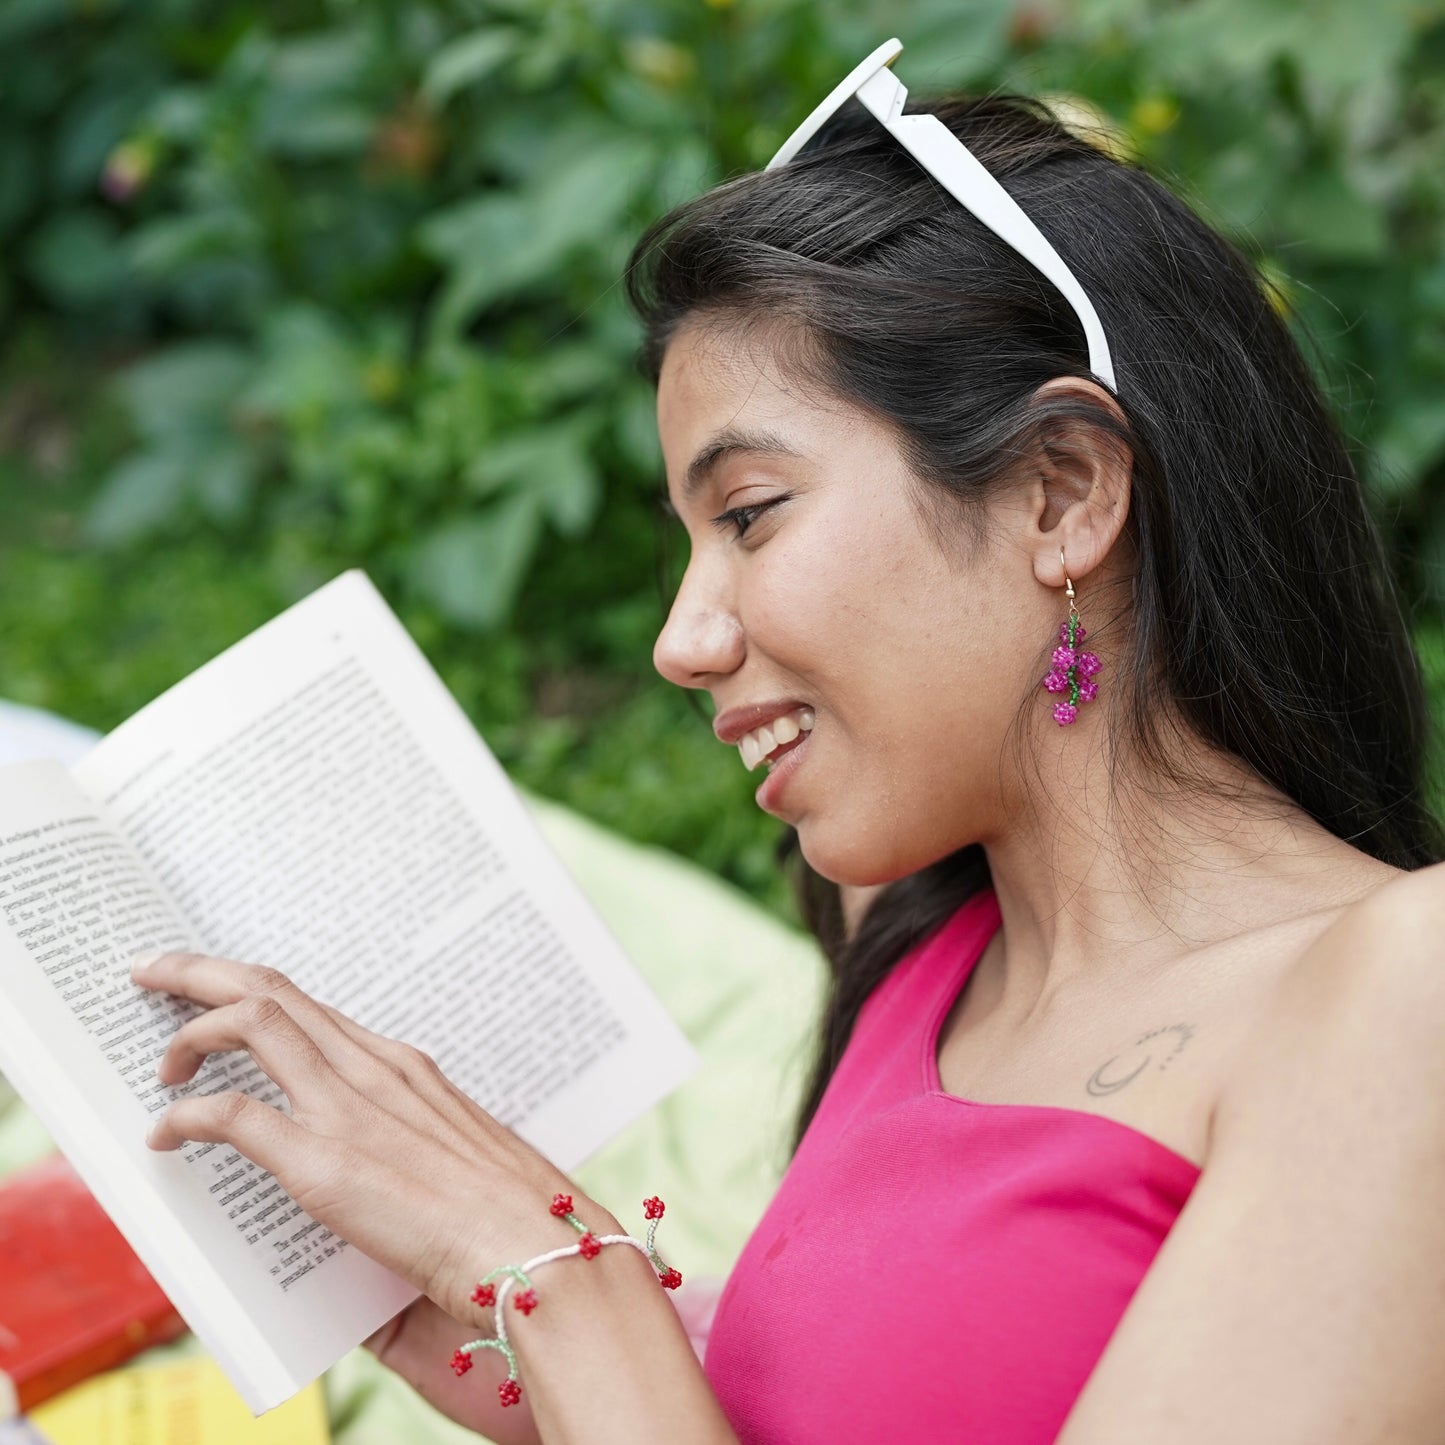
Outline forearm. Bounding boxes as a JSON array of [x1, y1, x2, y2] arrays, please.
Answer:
[[487, 1205, 739, 1445]]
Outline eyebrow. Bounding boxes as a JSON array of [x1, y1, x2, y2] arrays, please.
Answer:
[[682, 426, 806, 502]]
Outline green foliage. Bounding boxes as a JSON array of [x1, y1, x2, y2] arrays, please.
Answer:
[[1, 0, 1443, 911]]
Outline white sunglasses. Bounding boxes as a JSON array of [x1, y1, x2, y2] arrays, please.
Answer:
[[766, 38, 1117, 394]]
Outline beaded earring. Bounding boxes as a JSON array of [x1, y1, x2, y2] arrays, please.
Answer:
[[1041, 547, 1102, 726]]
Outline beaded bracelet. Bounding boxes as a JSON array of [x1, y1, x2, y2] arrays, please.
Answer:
[[448, 1193, 683, 1408]]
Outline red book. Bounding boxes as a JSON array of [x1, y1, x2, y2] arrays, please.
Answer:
[[0, 1153, 187, 1416]]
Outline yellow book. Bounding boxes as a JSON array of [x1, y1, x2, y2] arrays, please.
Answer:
[[29, 1357, 327, 1445]]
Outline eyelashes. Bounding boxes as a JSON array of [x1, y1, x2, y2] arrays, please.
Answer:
[[709, 493, 792, 540]]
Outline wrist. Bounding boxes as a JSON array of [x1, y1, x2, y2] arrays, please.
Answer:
[[446, 1191, 685, 1413]]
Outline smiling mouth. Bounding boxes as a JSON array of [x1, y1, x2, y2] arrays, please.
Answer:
[[737, 707, 815, 772]]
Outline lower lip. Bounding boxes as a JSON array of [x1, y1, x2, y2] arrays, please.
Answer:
[[755, 731, 811, 813]]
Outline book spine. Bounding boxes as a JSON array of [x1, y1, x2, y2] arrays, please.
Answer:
[[11, 1306, 188, 1416]]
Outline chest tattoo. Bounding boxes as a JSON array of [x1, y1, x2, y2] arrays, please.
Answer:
[[1085, 1022, 1197, 1096]]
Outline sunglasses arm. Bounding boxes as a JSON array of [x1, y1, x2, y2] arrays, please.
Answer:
[[856, 67, 1118, 392]]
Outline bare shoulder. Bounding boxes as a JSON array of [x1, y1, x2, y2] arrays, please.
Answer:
[[1284, 858, 1445, 1007], [1057, 860, 1445, 1444], [1218, 857, 1445, 1140]]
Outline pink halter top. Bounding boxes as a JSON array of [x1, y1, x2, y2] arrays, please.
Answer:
[[704, 886, 1201, 1443]]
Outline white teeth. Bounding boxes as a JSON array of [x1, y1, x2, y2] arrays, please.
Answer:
[[735, 707, 815, 772]]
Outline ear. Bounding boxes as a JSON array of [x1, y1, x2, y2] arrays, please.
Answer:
[[1023, 376, 1133, 591]]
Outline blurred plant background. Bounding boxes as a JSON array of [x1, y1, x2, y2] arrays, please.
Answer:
[[2, 0, 1443, 918]]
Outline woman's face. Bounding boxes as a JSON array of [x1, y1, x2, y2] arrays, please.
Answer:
[[653, 320, 1055, 887]]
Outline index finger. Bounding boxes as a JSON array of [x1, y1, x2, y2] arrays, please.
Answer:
[[130, 950, 302, 1009]]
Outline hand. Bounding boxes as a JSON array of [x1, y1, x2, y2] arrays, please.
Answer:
[[131, 950, 607, 1325]]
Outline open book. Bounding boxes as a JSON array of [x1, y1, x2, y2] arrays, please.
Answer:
[[0, 571, 699, 1415]]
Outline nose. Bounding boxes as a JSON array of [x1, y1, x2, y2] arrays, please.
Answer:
[[653, 559, 745, 690]]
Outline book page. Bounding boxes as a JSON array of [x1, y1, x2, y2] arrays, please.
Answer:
[[89, 656, 629, 1133], [0, 763, 311, 1414], [67, 570, 698, 1408]]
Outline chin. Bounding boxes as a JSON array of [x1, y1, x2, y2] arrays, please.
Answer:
[[795, 824, 943, 891]]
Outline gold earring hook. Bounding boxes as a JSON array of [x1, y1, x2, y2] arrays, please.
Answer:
[[1060, 546, 1077, 613]]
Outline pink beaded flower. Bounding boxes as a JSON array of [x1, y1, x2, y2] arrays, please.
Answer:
[[1042, 616, 1101, 726]]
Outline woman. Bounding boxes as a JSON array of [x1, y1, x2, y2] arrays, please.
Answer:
[[132, 50, 1445, 1445]]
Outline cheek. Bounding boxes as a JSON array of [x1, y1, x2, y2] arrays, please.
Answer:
[[742, 507, 937, 671]]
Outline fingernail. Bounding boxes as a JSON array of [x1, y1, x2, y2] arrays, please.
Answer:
[[131, 950, 166, 978]]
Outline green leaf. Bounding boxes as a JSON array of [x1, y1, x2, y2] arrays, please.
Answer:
[[118, 343, 254, 441], [422, 27, 520, 106], [83, 450, 191, 546], [466, 415, 602, 536], [269, 27, 373, 92], [1273, 168, 1389, 261], [146, 85, 210, 144], [416, 193, 529, 266], [1372, 392, 1445, 491], [195, 442, 258, 524], [419, 136, 656, 333], [128, 211, 257, 277], [23, 209, 126, 308], [528, 137, 656, 259], [615, 384, 662, 476], [243, 305, 363, 417], [0, 0, 70, 47], [257, 99, 375, 159], [406, 493, 544, 629]]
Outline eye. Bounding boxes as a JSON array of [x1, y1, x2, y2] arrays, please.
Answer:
[[709, 493, 790, 540]]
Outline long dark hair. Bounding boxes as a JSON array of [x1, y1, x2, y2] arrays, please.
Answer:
[[622, 92, 1445, 1152]]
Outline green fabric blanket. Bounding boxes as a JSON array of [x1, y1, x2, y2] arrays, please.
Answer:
[[0, 790, 826, 1442]]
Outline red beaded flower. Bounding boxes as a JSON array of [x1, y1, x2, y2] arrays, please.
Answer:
[[450, 1349, 474, 1377], [643, 1196, 665, 1220], [658, 1267, 683, 1290], [578, 1231, 602, 1260], [498, 1379, 523, 1407], [470, 1282, 496, 1307], [549, 1193, 574, 1217], [513, 1288, 539, 1315]]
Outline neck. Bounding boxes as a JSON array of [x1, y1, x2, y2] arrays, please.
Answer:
[[974, 718, 1396, 1025]]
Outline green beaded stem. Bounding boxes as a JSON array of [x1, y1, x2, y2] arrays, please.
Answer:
[[1067, 612, 1081, 706], [460, 1335, 518, 1379], [645, 1216, 667, 1273], [479, 1262, 534, 1291]]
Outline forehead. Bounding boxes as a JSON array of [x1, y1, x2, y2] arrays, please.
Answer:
[[656, 320, 869, 497]]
